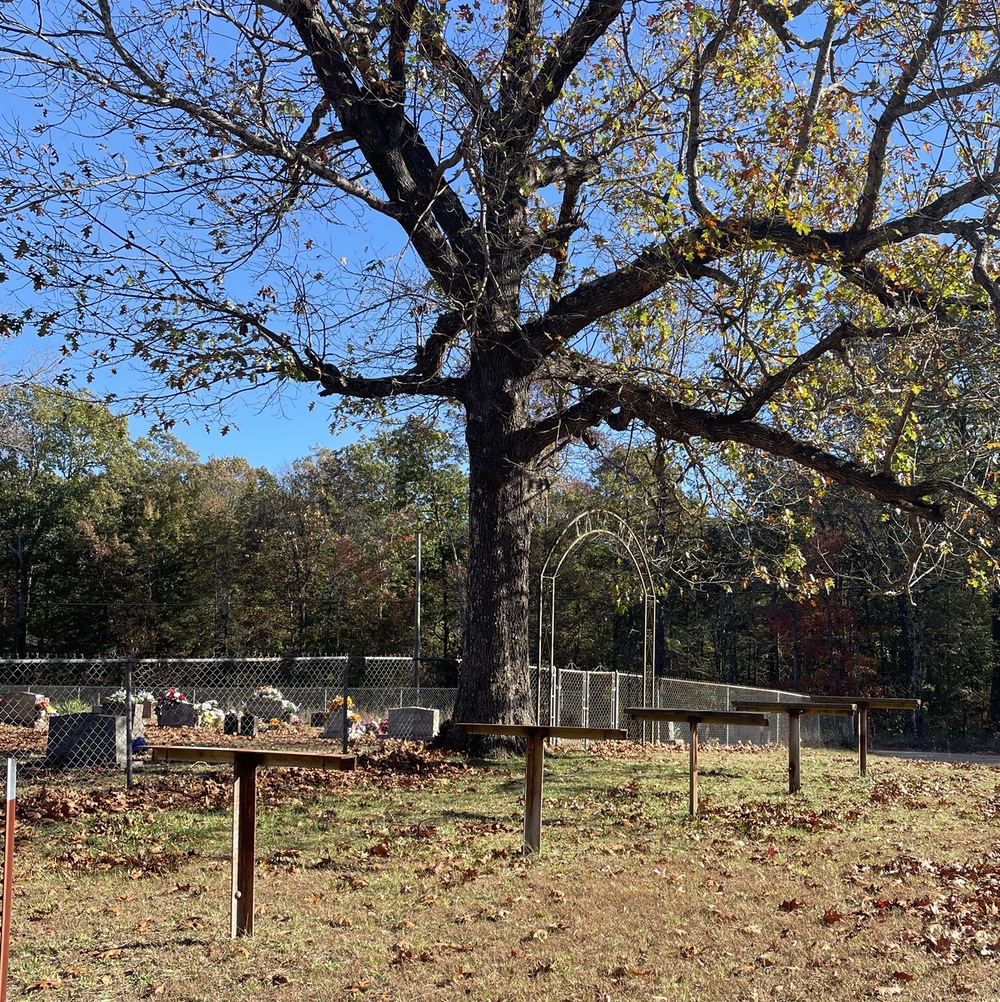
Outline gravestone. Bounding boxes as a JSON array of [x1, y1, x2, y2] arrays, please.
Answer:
[[156, 701, 198, 728], [98, 702, 145, 734], [244, 697, 293, 722], [47, 713, 127, 767], [0, 691, 43, 727], [239, 713, 258, 738], [386, 706, 440, 741], [224, 711, 241, 736], [321, 713, 346, 740], [310, 711, 327, 727]]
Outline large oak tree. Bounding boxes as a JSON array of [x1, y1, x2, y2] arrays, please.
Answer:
[[3, 0, 1000, 733]]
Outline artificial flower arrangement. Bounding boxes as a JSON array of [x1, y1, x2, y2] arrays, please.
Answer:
[[158, 687, 188, 703], [349, 717, 387, 740], [34, 695, 55, 717], [247, 684, 298, 723], [196, 699, 225, 728], [327, 695, 361, 726], [105, 688, 155, 711]]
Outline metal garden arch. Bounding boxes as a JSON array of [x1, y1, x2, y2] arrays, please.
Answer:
[[535, 509, 656, 724]]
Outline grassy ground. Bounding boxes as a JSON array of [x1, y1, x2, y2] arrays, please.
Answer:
[[6, 739, 1000, 1001]]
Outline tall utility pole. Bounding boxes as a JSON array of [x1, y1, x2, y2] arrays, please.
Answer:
[[413, 531, 422, 690]]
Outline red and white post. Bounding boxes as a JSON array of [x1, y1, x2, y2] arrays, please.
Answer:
[[0, 758, 16, 1002]]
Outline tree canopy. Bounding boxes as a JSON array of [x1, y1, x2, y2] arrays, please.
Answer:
[[3, 0, 1000, 730]]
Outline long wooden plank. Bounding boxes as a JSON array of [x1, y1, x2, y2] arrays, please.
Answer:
[[456, 724, 627, 741], [733, 701, 856, 716], [625, 708, 769, 728], [802, 696, 921, 711], [150, 746, 356, 770]]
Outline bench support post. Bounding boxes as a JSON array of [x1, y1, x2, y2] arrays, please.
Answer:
[[524, 733, 545, 853], [688, 722, 699, 815], [231, 753, 259, 937], [788, 711, 802, 794], [858, 705, 869, 777]]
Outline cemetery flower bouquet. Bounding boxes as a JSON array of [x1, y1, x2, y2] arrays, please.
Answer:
[[328, 696, 361, 726], [349, 717, 386, 739], [196, 699, 225, 728], [253, 685, 298, 716], [106, 688, 155, 710], [158, 687, 189, 703]]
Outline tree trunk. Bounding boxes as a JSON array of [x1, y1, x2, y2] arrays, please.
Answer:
[[989, 588, 1000, 732], [449, 372, 536, 750]]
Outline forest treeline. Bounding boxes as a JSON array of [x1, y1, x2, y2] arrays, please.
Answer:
[[3, 385, 999, 740]]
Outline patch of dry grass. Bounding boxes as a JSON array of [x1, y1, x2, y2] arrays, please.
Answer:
[[7, 743, 1000, 1000]]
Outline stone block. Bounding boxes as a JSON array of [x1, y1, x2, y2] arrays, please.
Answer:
[[224, 711, 241, 736], [321, 713, 345, 740], [47, 713, 127, 767], [156, 701, 198, 728], [239, 713, 258, 738], [244, 697, 293, 722], [386, 706, 440, 741], [0, 691, 43, 727], [98, 703, 145, 734]]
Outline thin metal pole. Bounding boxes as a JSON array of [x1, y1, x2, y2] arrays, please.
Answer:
[[342, 662, 349, 755], [413, 532, 422, 691], [0, 758, 16, 1001], [125, 659, 134, 790]]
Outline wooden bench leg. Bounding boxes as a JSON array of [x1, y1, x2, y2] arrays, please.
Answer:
[[689, 722, 699, 815], [523, 733, 545, 854], [232, 754, 258, 937], [788, 711, 801, 794], [858, 706, 868, 777]]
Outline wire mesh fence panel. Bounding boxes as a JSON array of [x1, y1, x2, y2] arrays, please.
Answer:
[[0, 656, 867, 791], [556, 668, 586, 728], [0, 655, 462, 786], [655, 678, 855, 748], [586, 672, 618, 729]]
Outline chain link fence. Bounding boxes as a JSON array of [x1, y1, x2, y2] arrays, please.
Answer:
[[0, 656, 865, 789], [655, 677, 855, 747], [0, 656, 459, 785]]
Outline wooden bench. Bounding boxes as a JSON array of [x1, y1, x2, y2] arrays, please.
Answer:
[[151, 745, 355, 936], [625, 709, 770, 814], [803, 696, 921, 776], [456, 724, 626, 853], [731, 701, 855, 793]]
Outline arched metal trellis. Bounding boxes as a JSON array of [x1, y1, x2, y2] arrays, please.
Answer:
[[535, 509, 656, 727]]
